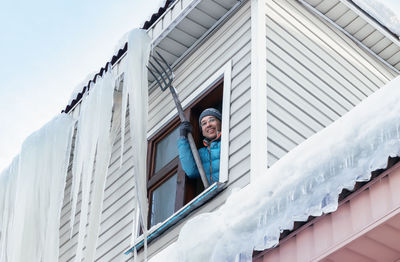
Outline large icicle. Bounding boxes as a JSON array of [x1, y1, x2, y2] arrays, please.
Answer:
[[150, 76, 400, 261], [69, 66, 116, 262], [123, 29, 151, 254], [0, 114, 75, 262], [83, 64, 116, 262], [0, 156, 19, 262]]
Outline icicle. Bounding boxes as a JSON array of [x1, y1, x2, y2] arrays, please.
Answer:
[[124, 29, 151, 252], [0, 156, 19, 262], [119, 68, 128, 168], [84, 64, 115, 262], [69, 89, 90, 236], [0, 114, 75, 262], [70, 68, 116, 262]]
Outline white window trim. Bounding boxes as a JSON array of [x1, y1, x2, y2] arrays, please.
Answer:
[[147, 60, 232, 182], [127, 61, 232, 255]]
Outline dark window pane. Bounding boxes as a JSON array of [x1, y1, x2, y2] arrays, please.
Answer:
[[150, 173, 177, 226], [154, 128, 179, 172]]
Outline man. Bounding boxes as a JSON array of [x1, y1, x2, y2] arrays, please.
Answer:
[[177, 108, 221, 185]]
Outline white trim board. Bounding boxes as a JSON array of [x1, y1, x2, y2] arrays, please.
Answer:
[[147, 60, 233, 182], [250, 0, 268, 181]]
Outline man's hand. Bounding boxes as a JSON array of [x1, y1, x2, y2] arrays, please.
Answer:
[[179, 121, 192, 137]]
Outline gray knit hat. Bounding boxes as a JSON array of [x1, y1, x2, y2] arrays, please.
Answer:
[[199, 108, 222, 126]]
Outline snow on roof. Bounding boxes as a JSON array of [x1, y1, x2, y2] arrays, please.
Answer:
[[63, 0, 172, 113], [150, 76, 400, 261], [353, 0, 400, 37]]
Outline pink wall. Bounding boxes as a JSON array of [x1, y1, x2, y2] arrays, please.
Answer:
[[254, 162, 400, 262]]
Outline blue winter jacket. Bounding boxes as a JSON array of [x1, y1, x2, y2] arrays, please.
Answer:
[[177, 136, 220, 184]]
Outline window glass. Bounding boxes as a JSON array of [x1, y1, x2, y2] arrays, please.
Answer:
[[150, 173, 178, 227], [154, 127, 179, 172]]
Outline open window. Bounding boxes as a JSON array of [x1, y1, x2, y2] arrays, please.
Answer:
[[147, 79, 223, 228], [124, 61, 232, 254]]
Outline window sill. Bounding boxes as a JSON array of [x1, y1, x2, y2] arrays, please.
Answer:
[[124, 182, 226, 255]]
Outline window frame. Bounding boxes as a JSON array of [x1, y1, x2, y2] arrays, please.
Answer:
[[147, 60, 232, 182], [147, 120, 187, 228], [146, 60, 232, 230]]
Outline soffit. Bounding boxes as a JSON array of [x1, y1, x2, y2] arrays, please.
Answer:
[[62, 0, 241, 113], [302, 0, 400, 71], [147, 0, 242, 82]]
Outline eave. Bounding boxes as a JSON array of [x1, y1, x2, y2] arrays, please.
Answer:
[[254, 157, 400, 261], [146, 0, 243, 84], [63, 0, 243, 113], [300, 0, 400, 73]]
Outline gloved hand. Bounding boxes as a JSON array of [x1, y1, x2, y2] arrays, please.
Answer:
[[179, 121, 192, 137]]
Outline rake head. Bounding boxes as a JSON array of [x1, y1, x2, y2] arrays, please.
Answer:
[[147, 51, 174, 92]]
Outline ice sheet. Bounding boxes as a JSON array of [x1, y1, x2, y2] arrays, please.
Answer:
[[124, 29, 151, 258]]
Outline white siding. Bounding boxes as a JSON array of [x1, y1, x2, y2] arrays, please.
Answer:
[[142, 1, 252, 259], [59, 108, 136, 262], [148, 0, 251, 186], [265, 0, 398, 166]]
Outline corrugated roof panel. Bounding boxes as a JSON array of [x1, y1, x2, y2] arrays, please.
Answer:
[[315, 0, 340, 14]]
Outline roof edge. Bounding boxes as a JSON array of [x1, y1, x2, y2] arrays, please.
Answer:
[[253, 156, 400, 259], [62, 0, 175, 114]]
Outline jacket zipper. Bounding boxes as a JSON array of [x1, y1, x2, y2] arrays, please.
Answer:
[[208, 145, 213, 184]]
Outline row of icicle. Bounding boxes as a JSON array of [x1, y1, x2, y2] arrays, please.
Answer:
[[0, 29, 151, 262]]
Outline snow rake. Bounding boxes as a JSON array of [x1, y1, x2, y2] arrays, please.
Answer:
[[147, 51, 209, 188]]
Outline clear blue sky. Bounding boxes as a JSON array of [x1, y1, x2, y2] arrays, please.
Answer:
[[0, 0, 161, 171], [0, 0, 400, 171]]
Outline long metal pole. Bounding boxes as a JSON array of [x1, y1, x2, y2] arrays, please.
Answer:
[[169, 86, 210, 188]]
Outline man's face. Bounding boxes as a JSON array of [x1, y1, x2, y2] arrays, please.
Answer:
[[200, 116, 221, 140]]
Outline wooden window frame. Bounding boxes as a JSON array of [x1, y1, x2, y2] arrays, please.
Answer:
[[147, 79, 224, 228]]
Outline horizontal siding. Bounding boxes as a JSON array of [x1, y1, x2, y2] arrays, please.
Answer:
[[59, 111, 136, 262], [142, 171, 251, 262], [265, 0, 398, 166], [143, 1, 252, 259]]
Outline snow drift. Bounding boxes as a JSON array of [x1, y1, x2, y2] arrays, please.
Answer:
[[151, 76, 400, 261]]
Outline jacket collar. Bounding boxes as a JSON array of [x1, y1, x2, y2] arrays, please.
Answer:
[[203, 132, 221, 147]]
